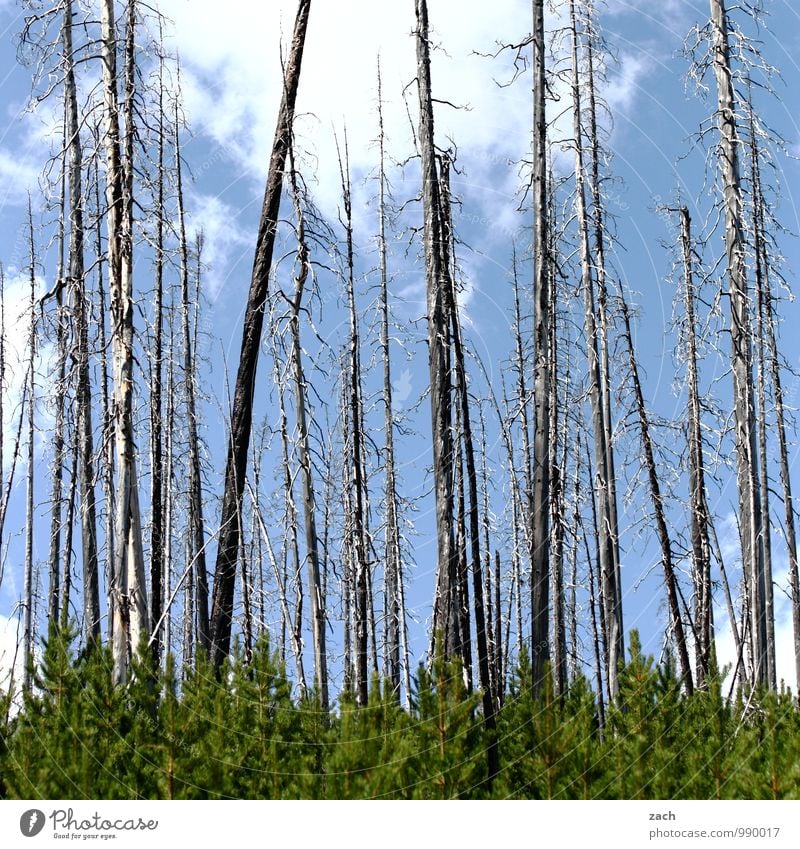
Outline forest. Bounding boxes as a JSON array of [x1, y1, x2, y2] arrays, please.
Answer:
[[1, 0, 800, 799]]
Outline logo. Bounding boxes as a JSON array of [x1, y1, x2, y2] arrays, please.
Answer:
[[19, 810, 45, 837]]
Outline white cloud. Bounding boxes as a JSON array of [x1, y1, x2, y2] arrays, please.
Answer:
[[185, 191, 253, 301], [160, 0, 531, 221], [0, 150, 39, 209]]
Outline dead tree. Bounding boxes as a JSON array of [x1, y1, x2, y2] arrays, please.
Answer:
[[101, 0, 149, 683], [209, 0, 312, 671], [22, 200, 37, 694], [675, 206, 714, 685], [63, 0, 101, 643], [707, 0, 767, 688], [175, 104, 211, 655], [619, 293, 694, 694], [530, 0, 553, 693], [415, 0, 459, 660], [336, 131, 370, 706], [375, 60, 409, 704]]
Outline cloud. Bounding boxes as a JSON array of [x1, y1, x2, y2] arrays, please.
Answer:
[[185, 191, 253, 301], [0, 150, 39, 209]]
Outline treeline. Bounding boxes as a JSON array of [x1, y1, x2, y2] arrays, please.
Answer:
[[1, 629, 799, 799]]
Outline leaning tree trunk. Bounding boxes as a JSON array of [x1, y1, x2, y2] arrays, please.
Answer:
[[708, 0, 767, 689], [209, 0, 312, 670], [619, 293, 694, 694]]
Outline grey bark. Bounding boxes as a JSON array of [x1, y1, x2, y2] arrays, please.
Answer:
[[708, 0, 767, 688]]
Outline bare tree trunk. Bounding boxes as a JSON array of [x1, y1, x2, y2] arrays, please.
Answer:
[[569, 0, 620, 701], [531, 0, 552, 693], [23, 200, 37, 694], [415, 0, 458, 660], [376, 61, 406, 702], [175, 111, 210, 655], [47, 121, 67, 632], [708, 0, 767, 688], [675, 207, 715, 685], [148, 40, 166, 667], [747, 99, 776, 690], [101, 0, 148, 683], [286, 146, 328, 710], [619, 293, 693, 694], [747, 99, 798, 693], [64, 0, 100, 644], [336, 132, 370, 706], [438, 153, 498, 780], [92, 147, 115, 648], [209, 0, 312, 670], [584, 0, 623, 668]]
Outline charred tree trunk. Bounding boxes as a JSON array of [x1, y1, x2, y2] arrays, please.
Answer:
[[415, 0, 458, 660], [209, 0, 312, 670], [531, 0, 552, 693]]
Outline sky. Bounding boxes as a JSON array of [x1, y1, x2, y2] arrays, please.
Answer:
[[1, 0, 800, 695]]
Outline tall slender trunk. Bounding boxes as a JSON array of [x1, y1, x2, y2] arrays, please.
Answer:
[[64, 0, 100, 644], [149, 42, 166, 667], [336, 132, 370, 706], [22, 201, 37, 694], [439, 152, 497, 782], [531, 0, 552, 692], [376, 60, 406, 703], [569, 0, 620, 700], [584, 0, 623, 666], [415, 0, 458, 660], [676, 207, 714, 686], [747, 98, 776, 690], [209, 0, 312, 670], [708, 0, 766, 688], [747, 99, 797, 693], [48, 113, 67, 631], [619, 294, 693, 694], [175, 110, 210, 654], [101, 0, 148, 683], [286, 146, 328, 710]]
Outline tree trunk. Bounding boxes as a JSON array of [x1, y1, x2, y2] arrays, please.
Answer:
[[209, 0, 312, 671], [708, 0, 767, 689], [530, 0, 552, 693], [101, 0, 148, 683], [64, 0, 101, 645], [415, 0, 458, 661]]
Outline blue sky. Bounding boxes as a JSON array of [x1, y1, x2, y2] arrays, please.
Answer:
[[1, 0, 800, 695]]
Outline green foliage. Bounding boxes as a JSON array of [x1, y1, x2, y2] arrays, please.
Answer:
[[3, 627, 800, 800]]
